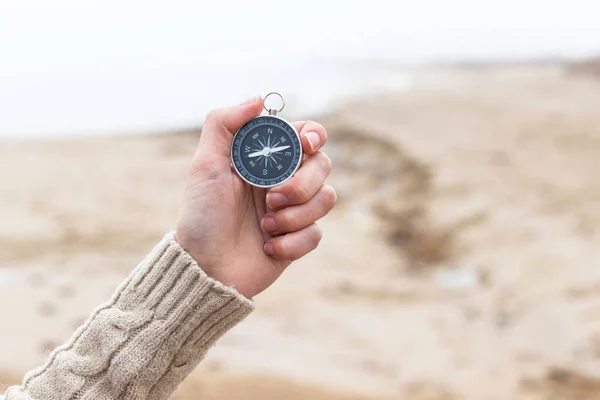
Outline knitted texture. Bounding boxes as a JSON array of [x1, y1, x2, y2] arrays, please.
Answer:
[[4, 233, 254, 400]]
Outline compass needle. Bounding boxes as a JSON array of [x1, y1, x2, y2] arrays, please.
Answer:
[[248, 151, 263, 158], [270, 145, 291, 154]]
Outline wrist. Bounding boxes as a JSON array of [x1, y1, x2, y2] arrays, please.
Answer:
[[174, 230, 210, 271], [173, 231, 251, 297]]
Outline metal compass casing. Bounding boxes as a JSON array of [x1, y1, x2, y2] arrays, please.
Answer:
[[231, 93, 302, 188]]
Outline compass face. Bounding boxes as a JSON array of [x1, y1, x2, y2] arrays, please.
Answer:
[[231, 115, 302, 188]]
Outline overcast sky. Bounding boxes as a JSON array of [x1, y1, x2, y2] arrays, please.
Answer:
[[0, 1, 598, 136], [1, 0, 599, 76]]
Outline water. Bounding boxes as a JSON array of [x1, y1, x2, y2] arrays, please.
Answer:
[[1, 0, 599, 137]]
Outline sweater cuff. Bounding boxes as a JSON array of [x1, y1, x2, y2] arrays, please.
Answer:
[[7, 233, 253, 400]]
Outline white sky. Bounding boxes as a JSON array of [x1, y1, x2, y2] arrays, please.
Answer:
[[0, 0, 599, 136], [1, 0, 599, 75]]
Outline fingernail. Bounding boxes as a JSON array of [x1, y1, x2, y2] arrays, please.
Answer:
[[267, 192, 288, 208], [264, 242, 275, 256], [239, 95, 259, 106], [262, 217, 277, 232], [305, 131, 321, 151]]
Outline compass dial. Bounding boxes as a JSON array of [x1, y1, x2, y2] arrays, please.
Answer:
[[231, 115, 302, 188]]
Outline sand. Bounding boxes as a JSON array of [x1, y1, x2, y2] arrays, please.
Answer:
[[1, 63, 600, 399]]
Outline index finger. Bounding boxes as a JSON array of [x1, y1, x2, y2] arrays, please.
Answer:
[[293, 121, 328, 155]]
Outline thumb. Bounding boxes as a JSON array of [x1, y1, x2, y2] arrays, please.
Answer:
[[200, 96, 264, 157]]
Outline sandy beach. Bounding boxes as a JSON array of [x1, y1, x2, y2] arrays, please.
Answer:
[[2, 63, 600, 399]]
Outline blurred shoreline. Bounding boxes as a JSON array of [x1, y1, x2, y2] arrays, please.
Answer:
[[2, 57, 598, 140], [2, 60, 600, 399], [0, 60, 413, 139]]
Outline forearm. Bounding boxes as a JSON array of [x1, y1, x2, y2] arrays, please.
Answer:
[[4, 233, 253, 400]]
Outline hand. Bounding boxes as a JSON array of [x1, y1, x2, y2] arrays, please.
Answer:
[[175, 96, 336, 298]]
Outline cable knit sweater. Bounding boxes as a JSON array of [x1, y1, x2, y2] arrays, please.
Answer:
[[3, 233, 254, 399]]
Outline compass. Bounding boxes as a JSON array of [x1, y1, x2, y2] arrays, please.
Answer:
[[231, 93, 302, 188]]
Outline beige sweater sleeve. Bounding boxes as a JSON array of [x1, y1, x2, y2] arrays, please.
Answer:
[[4, 233, 254, 400]]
